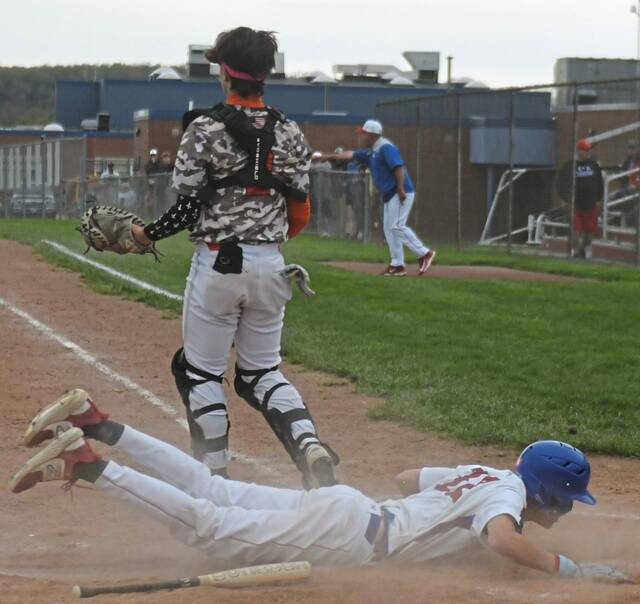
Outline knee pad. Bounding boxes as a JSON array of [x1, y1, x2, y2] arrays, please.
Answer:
[[235, 365, 314, 466], [233, 364, 279, 410], [234, 364, 339, 480], [171, 348, 229, 464]]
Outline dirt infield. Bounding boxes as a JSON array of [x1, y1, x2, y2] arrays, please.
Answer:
[[326, 261, 583, 282], [0, 240, 638, 604]]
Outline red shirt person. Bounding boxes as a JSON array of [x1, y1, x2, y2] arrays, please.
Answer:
[[555, 139, 604, 260]]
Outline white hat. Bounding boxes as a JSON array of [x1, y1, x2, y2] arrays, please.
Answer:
[[359, 119, 383, 135], [149, 148, 158, 156]]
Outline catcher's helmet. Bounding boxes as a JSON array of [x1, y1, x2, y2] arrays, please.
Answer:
[[516, 440, 596, 511]]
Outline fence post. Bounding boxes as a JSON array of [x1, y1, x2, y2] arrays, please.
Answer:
[[415, 102, 422, 224], [363, 171, 370, 243], [40, 139, 47, 218], [602, 177, 609, 240], [569, 84, 579, 258], [79, 135, 88, 213], [507, 92, 515, 254], [456, 93, 463, 249], [21, 146, 27, 219], [2, 149, 7, 218], [316, 172, 323, 235], [636, 200, 640, 267]]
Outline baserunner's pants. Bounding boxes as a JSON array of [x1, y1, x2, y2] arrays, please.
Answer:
[[97, 426, 378, 566]]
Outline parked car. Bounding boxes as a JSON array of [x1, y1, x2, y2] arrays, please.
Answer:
[[10, 193, 57, 217]]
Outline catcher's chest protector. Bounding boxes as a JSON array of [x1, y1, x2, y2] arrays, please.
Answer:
[[182, 104, 288, 197]]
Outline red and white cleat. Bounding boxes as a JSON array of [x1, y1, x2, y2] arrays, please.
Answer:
[[23, 388, 109, 447], [381, 265, 407, 277], [9, 428, 100, 493], [418, 250, 436, 275]]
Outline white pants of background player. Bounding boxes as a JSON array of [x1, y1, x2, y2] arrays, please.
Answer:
[[182, 242, 320, 471], [383, 193, 429, 267], [97, 425, 378, 566]]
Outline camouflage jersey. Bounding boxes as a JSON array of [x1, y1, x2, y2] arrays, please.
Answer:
[[171, 105, 311, 244]]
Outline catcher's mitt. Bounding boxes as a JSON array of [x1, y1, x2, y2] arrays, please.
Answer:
[[76, 206, 161, 261]]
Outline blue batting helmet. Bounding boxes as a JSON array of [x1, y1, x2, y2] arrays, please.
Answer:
[[516, 440, 596, 510]]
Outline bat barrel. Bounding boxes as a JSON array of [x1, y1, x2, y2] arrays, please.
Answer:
[[72, 578, 200, 598], [199, 561, 311, 588]]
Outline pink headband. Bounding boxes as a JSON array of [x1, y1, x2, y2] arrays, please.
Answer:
[[220, 62, 263, 82]]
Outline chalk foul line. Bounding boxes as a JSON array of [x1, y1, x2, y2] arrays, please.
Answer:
[[42, 240, 183, 302], [0, 295, 278, 477]]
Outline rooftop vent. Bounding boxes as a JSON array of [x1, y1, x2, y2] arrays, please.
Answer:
[[149, 66, 182, 81], [310, 73, 335, 84], [81, 118, 98, 130], [188, 44, 212, 78], [272, 52, 285, 79], [463, 79, 489, 89], [333, 64, 399, 82], [388, 75, 415, 86], [381, 70, 401, 81], [402, 52, 440, 83], [43, 122, 64, 133]]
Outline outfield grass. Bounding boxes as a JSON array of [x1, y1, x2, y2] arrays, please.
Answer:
[[2, 219, 639, 455]]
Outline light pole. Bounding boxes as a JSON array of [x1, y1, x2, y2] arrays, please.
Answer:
[[631, 3, 640, 131], [632, 2, 640, 252], [631, 2, 640, 63]]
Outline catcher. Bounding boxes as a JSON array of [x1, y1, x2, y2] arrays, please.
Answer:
[[76, 26, 338, 489], [9, 388, 634, 583]]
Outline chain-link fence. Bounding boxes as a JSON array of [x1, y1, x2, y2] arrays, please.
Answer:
[[5, 79, 640, 266], [308, 167, 383, 243], [376, 76, 640, 265], [79, 172, 176, 220]]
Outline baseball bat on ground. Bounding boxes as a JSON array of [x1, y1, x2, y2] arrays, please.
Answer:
[[71, 560, 311, 598]]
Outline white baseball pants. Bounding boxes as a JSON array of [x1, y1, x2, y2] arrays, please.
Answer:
[[383, 193, 429, 267], [181, 242, 321, 472], [97, 426, 378, 567]]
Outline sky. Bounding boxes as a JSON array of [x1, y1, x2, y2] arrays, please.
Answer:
[[2, 0, 640, 87]]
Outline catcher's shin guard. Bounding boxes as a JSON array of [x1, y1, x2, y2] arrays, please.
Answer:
[[171, 348, 229, 475], [234, 365, 339, 488]]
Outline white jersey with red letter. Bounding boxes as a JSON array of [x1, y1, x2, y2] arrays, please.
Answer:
[[381, 465, 526, 563]]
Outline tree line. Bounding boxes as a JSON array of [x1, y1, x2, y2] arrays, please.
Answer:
[[0, 64, 183, 126]]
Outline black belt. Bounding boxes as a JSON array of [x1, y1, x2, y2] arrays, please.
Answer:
[[364, 507, 395, 558], [364, 513, 381, 545]]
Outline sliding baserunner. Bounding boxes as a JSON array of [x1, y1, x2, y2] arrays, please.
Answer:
[[9, 389, 629, 582]]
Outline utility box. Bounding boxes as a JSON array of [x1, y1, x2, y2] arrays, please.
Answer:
[[188, 45, 211, 79]]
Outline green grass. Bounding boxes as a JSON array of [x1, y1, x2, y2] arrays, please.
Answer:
[[2, 219, 639, 455]]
